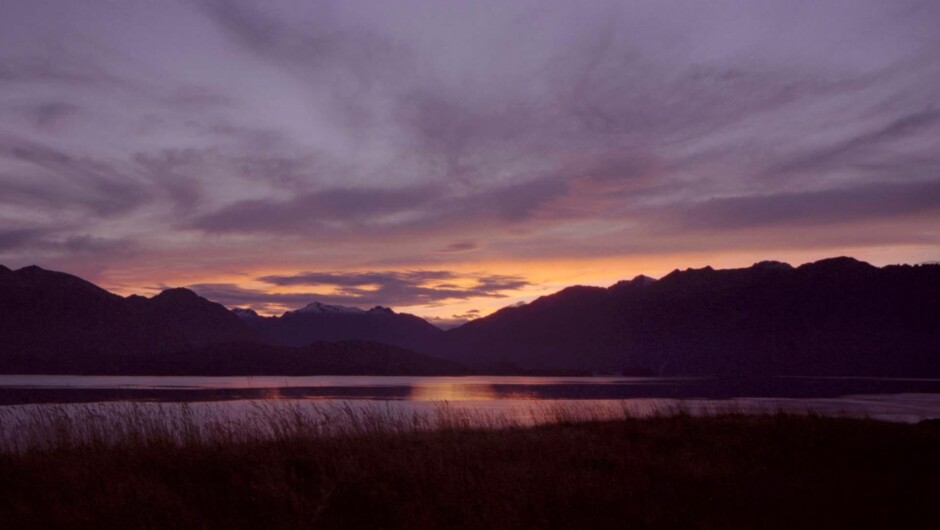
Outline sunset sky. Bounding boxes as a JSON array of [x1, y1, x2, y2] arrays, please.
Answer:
[[1, 0, 939, 325]]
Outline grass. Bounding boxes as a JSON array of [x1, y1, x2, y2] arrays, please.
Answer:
[[0, 403, 937, 529]]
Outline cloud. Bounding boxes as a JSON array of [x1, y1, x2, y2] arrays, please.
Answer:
[[185, 270, 530, 314], [191, 0, 871, 243], [196, 0, 414, 137], [0, 228, 45, 252], [59, 235, 136, 255], [425, 309, 481, 330], [770, 108, 940, 177], [185, 283, 316, 311], [191, 185, 438, 233], [0, 226, 134, 257], [0, 137, 149, 217], [188, 170, 584, 235], [189, 278, 495, 327], [132, 149, 209, 214], [673, 179, 940, 230], [2, 0, 940, 303], [18, 101, 79, 130], [252, 270, 531, 308], [437, 241, 480, 253], [162, 86, 232, 109], [0, 58, 115, 86]]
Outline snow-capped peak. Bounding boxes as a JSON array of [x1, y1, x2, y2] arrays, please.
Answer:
[[231, 307, 260, 319], [289, 301, 365, 315]]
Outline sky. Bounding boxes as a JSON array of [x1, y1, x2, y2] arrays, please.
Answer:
[[1, 0, 939, 326]]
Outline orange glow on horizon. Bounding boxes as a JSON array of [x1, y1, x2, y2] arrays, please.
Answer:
[[95, 243, 940, 323]]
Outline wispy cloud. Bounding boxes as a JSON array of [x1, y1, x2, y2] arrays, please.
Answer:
[[184, 269, 529, 314], [437, 241, 480, 254], [253, 270, 530, 307], [1, 0, 939, 311], [672, 180, 940, 230], [0, 228, 45, 252], [0, 226, 134, 256], [769, 108, 940, 177], [0, 137, 149, 217]]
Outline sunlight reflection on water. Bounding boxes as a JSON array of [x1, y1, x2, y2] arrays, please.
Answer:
[[407, 381, 497, 401], [0, 376, 939, 427]]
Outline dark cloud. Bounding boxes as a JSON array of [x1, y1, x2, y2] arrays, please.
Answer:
[[191, 185, 438, 233], [467, 177, 569, 223], [447, 308, 481, 322], [196, 0, 411, 109], [437, 241, 480, 253], [162, 86, 232, 109], [22, 0, 935, 247], [233, 153, 315, 190], [190, 156, 633, 236], [132, 149, 207, 214], [196, 0, 302, 59], [0, 58, 113, 86], [0, 226, 134, 257], [425, 309, 481, 330], [60, 235, 136, 255], [2, 0, 940, 303], [186, 283, 316, 311], [19, 101, 79, 130], [674, 179, 940, 230], [0, 228, 46, 252], [190, 279, 493, 327], [188, 171, 577, 235], [0, 138, 149, 217], [188, 270, 527, 313], [252, 270, 530, 308], [770, 108, 940, 177], [259, 270, 452, 288]]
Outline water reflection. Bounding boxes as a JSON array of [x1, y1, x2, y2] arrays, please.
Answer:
[[408, 381, 497, 401], [0, 375, 939, 417], [258, 387, 285, 400]]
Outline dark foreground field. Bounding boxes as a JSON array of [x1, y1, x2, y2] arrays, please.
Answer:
[[1, 414, 938, 529]]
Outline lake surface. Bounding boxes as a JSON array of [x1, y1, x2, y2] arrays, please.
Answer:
[[0, 375, 939, 423]]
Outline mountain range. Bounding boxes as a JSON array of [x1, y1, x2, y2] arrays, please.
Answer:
[[0, 265, 454, 375], [442, 258, 940, 376], [1, 257, 938, 376], [235, 302, 443, 354]]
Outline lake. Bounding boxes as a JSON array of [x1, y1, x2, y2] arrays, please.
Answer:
[[1, 374, 939, 423]]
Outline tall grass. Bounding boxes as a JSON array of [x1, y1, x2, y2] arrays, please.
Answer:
[[0, 400, 652, 452], [0, 402, 937, 529], [0, 397, 907, 453]]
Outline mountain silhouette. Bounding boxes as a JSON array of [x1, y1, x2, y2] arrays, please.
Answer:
[[0, 265, 457, 375], [235, 302, 444, 353], [439, 257, 940, 376], [0, 265, 255, 372], [1, 258, 938, 376]]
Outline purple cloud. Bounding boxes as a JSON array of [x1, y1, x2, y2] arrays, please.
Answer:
[[188, 270, 528, 313], [0, 0, 938, 300]]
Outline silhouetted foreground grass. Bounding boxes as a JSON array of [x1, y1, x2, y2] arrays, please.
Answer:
[[0, 409, 938, 529]]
